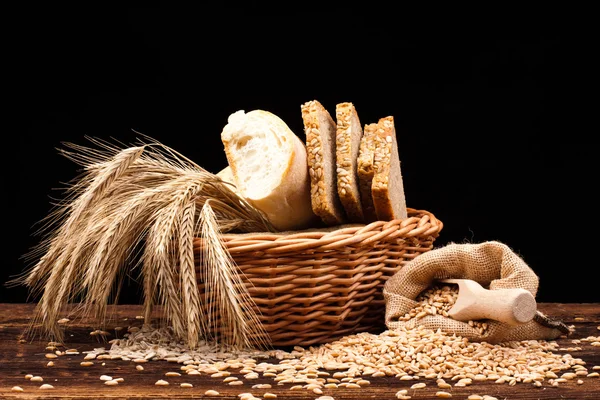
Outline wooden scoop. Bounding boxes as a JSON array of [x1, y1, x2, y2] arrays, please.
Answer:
[[440, 278, 537, 326]]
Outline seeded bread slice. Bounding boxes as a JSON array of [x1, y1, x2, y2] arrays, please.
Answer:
[[335, 102, 365, 223], [371, 116, 408, 221], [301, 100, 347, 225], [356, 122, 378, 223]]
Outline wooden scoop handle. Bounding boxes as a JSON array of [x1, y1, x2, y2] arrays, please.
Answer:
[[440, 278, 537, 326]]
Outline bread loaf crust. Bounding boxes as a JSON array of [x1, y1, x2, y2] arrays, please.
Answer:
[[301, 100, 347, 226], [371, 116, 408, 221], [335, 102, 365, 223], [221, 110, 317, 231], [357, 122, 378, 223]]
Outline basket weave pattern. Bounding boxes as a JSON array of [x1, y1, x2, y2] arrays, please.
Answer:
[[194, 208, 443, 347]]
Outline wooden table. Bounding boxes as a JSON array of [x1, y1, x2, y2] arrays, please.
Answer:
[[1, 303, 599, 399]]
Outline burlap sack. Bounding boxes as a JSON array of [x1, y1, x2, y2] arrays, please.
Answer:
[[383, 241, 570, 343]]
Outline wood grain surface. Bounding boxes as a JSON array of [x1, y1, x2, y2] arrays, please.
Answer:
[[1, 303, 598, 399]]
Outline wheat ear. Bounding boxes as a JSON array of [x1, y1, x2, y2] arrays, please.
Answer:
[[178, 199, 207, 348]]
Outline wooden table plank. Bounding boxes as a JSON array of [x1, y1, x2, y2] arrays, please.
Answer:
[[1, 303, 599, 399]]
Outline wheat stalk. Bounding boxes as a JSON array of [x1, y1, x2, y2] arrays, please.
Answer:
[[14, 135, 274, 349], [198, 201, 270, 349]]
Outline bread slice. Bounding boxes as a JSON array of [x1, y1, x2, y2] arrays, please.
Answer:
[[335, 102, 365, 223], [356, 121, 378, 223], [301, 100, 347, 226], [371, 116, 408, 221], [220, 109, 318, 231]]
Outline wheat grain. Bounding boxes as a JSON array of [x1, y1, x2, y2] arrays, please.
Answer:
[[39, 384, 55, 390]]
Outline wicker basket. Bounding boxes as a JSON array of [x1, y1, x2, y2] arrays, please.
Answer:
[[193, 208, 443, 347]]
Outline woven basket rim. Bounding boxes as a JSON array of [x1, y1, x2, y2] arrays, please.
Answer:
[[223, 208, 440, 236], [194, 208, 443, 255]]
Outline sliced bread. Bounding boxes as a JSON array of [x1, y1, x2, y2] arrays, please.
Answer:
[[301, 100, 347, 226], [220, 109, 318, 231], [371, 116, 408, 221], [335, 102, 365, 223], [356, 121, 378, 223]]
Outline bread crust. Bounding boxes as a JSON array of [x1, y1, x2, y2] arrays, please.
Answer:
[[371, 116, 408, 221], [301, 100, 347, 226], [221, 110, 317, 231], [335, 102, 365, 223]]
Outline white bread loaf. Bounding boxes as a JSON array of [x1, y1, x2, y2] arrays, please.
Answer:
[[216, 165, 239, 193], [220, 110, 318, 231]]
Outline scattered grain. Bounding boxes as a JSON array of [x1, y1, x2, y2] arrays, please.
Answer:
[[11, 386, 24, 392], [80, 361, 94, 367], [252, 384, 272, 389], [180, 383, 193, 388], [205, 389, 220, 396], [105, 380, 119, 386], [25, 374, 33, 380], [80, 317, 591, 397], [136, 365, 144, 371], [155, 379, 169, 386], [165, 371, 181, 377], [57, 318, 70, 324], [410, 382, 426, 389], [30, 376, 43, 382], [39, 384, 54, 389]]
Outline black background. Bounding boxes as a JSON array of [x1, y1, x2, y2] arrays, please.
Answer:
[[5, 7, 596, 304]]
